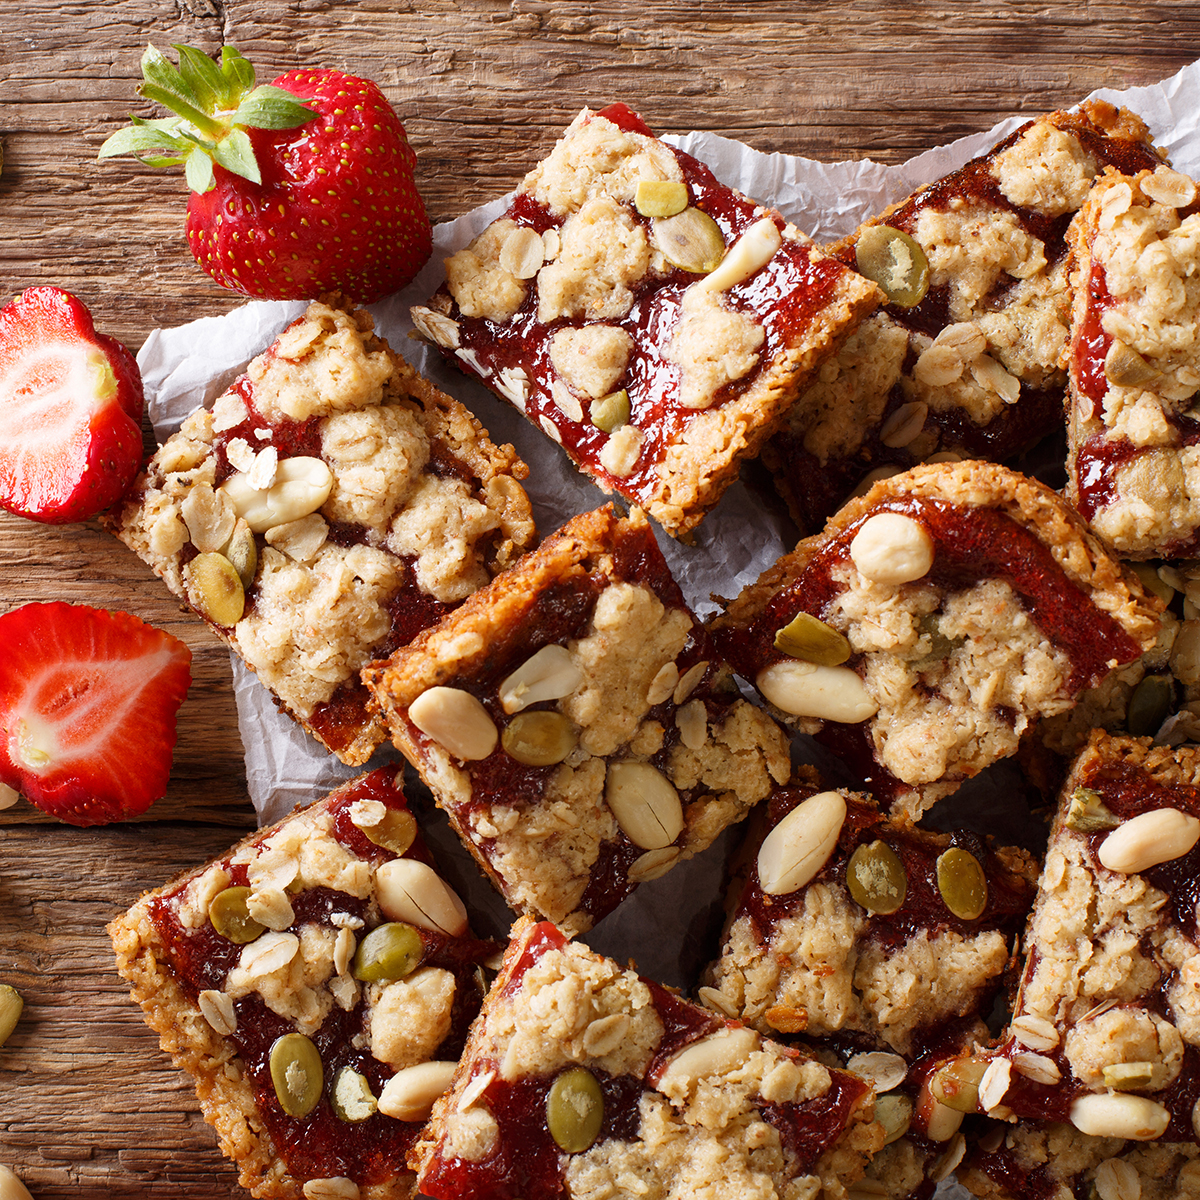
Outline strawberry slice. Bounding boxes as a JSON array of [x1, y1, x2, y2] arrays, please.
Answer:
[[0, 603, 192, 826], [0, 287, 145, 524]]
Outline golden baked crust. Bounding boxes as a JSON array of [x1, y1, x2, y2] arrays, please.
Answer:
[[713, 460, 1163, 820], [363, 505, 790, 934], [103, 297, 535, 766], [109, 770, 494, 1200], [413, 105, 881, 537]]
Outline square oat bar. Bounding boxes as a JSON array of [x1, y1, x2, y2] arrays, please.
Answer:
[[763, 101, 1164, 533], [362, 504, 789, 934], [411, 104, 881, 537], [109, 768, 499, 1200], [702, 783, 1037, 1057], [409, 916, 884, 1200], [104, 298, 535, 765], [711, 460, 1162, 820], [969, 732, 1200, 1147], [1064, 165, 1200, 558]]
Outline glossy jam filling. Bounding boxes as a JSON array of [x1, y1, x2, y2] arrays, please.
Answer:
[[719, 496, 1143, 694], [420, 922, 869, 1199], [444, 103, 854, 505], [744, 791, 1036, 953], [403, 518, 720, 925], [147, 770, 495, 1187]]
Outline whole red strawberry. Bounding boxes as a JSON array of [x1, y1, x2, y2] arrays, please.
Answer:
[[99, 45, 432, 304], [0, 286, 144, 524], [0, 602, 192, 826]]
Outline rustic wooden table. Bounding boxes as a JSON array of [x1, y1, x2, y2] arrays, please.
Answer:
[[3, 2, 1200, 1195]]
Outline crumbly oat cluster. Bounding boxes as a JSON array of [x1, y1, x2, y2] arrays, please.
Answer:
[[412, 103, 881, 536], [1065, 165, 1200, 559], [363, 505, 789, 934], [958, 1119, 1200, 1200], [104, 298, 535, 765], [965, 733, 1200, 1146], [109, 769, 498, 1200], [712, 460, 1162, 820], [411, 918, 884, 1200], [764, 101, 1163, 533], [702, 784, 1037, 1058]]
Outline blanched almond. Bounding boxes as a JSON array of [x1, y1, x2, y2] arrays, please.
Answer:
[[654, 1027, 759, 1096], [221, 456, 334, 533], [757, 791, 846, 896], [846, 1051, 907, 1093], [1070, 1092, 1171, 1141], [756, 660, 878, 723], [605, 762, 684, 850], [977, 1057, 1012, 1112], [1098, 807, 1200, 874], [409, 687, 498, 761], [499, 225, 546, 279], [849, 512, 935, 585], [376, 859, 468, 937], [302, 1179, 361, 1200], [377, 1061, 458, 1121], [699, 216, 782, 292], [499, 645, 583, 714]]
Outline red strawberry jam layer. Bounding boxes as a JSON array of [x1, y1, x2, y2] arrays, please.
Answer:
[[442, 104, 853, 503], [146, 770, 497, 1189], [419, 922, 871, 1200], [718, 496, 1144, 696]]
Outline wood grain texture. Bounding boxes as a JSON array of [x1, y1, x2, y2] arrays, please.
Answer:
[[1, 2, 1200, 1195]]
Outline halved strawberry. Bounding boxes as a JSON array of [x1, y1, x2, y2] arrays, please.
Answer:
[[0, 603, 192, 826], [99, 45, 432, 304], [0, 287, 145, 524]]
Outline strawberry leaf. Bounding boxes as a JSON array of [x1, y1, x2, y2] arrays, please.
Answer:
[[231, 86, 317, 131], [174, 44, 227, 114], [220, 46, 256, 95], [211, 127, 260, 184], [98, 118, 188, 160], [184, 148, 216, 193]]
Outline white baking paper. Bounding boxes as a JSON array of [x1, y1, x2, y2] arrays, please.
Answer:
[[136, 59, 1200, 1195]]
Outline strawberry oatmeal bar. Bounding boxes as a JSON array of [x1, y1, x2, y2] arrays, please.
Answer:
[[763, 102, 1163, 533], [1064, 164, 1200, 558], [962, 733, 1200, 1148], [104, 297, 535, 765], [411, 103, 881, 536], [711, 460, 1162, 820], [109, 768, 499, 1199], [410, 917, 884, 1200], [362, 505, 790, 934]]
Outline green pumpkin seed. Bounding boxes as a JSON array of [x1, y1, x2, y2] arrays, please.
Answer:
[[209, 886, 267, 945], [331, 1065, 378, 1123], [546, 1066, 604, 1152], [773, 612, 852, 666], [635, 179, 688, 218], [224, 520, 258, 588], [930, 1056, 988, 1112], [353, 922, 424, 983], [875, 1093, 912, 1145], [936, 848, 988, 921], [1127, 674, 1174, 738], [269, 1032, 323, 1118], [502, 711, 578, 767], [1102, 1061, 1156, 1091], [651, 208, 726, 274], [590, 389, 630, 434], [186, 551, 245, 627], [846, 841, 906, 915], [1065, 786, 1121, 834], [855, 225, 930, 308], [362, 808, 418, 856]]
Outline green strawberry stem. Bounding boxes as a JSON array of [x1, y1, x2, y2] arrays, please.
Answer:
[[98, 44, 317, 193]]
